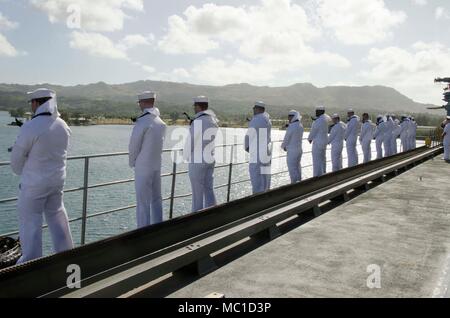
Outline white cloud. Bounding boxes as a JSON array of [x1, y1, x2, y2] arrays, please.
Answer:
[[159, 0, 321, 56], [31, 0, 144, 32], [69, 31, 156, 74], [190, 58, 276, 85], [0, 33, 18, 57], [69, 32, 155, 59], [69, 31, 128, 59], [412, 0, 427, 6], [0, 12, 20, 57], [117, 34, 154, 51], [361, 42, 450, 103], [0, 12, 18, 30], [132, 61, 155, 74], [435, 7, 450, 20], [315, 0, 407, 45], [158, 12, 220, 54], [158, 0, 350, 85]]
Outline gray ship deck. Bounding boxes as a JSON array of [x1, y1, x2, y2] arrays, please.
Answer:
[[168, 159, 450, 298]]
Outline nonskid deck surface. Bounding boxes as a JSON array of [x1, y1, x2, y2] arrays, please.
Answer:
[[0, 146, 444, 298], [169, 158, 450, 298]]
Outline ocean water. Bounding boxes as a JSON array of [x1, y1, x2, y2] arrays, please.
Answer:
[[0, 111, 376, 255]]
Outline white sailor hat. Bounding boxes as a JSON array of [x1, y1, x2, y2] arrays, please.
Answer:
[[27, 88, 56, 101], [377, 114, 383, 119], [288, 110, 298, 116], [193, 96, 209, 104], [315, 105, 325, 111], [331, 113, 340, 119], [138, 91, 156, 101], [254, 101, 266, 109], [347, 108, 355, 113]]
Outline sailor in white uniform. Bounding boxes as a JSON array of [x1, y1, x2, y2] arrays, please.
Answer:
[[399, 115, 411, 152], [443, 116, 450, 162], [184, 96, 219, 212], [281, 110, 304, 183], [391, 116, 401, 155], [245, 101, 272, 194], [360, 113, 374, 163], [408, 117, 418, 150], [129, 91, 167, 228], [373, 115, 386, 160], [345, 109, 360, 167], [308, 106, 329, 177], [383, 115, 393, 157], [328, 114, 346, 172], [10, 88, 74, 264]]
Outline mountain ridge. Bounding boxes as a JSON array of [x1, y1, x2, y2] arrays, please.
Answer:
[[0, 80, 437, 119]]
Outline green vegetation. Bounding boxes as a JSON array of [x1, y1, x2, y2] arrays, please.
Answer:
[[0, 81, 446, 128]]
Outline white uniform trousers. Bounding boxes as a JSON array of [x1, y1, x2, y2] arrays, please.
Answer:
[[361, 141, 372, 163], [444, 142, 450, 161], [17, 185, 73, 264], [331, 145, 343, 172], [286, 150, 302, 184], [376, 139, 383, 160], [135, 170, 163, 228], [391, 138, 398, 155], [384, 136, 392, 157], [312, 143, 327, 177], [346, 137, 359, 167], [401, 137, 409, 152], [249, 163, 272, 194], [189, 163, 217, 212]]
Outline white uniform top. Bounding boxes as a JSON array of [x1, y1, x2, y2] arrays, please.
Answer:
[[308, 114, 329, 148], [360, 121, 374, 144], [281, 120, 304, 153], [328, 122, 346, 147], [345, 116, 360, 140], [408, 120, 417, 138], [384, 118, 394, 138], [184, 110, 219, 164], [245, 112, 272, 164], [11, 101, 71, 188], [129, 108, 167, 172], [392, 120, 401, 139], [399, 119, 410, 139], [444, 123, 450, 145], [374, 121, 387, 141]]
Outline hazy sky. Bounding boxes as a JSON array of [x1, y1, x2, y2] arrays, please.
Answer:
[[0, 0, 450, 104]]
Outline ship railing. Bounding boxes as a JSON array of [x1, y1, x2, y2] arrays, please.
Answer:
[[0, 128, 439, 245]]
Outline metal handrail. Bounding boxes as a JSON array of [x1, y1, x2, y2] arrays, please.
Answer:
[[0, 139, 289, 239], [0, 129, 433, 244]]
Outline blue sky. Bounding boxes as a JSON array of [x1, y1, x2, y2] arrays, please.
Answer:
[[0, 0, 450, 104]]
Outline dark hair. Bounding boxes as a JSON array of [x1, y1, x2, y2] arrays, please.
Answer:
[[195, 102, 209, 110], [316, 110, 325, 116], [33, 97, 52, 106]]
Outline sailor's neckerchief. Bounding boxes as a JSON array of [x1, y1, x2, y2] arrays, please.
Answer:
[[33, 98, 60, 120], [137, 107, 161, 120], [347, 115, 358, 123], [190, 110, 218, 126]]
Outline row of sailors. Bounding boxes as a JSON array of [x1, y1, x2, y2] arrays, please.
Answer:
[[299, 106, 418, 179], [9, 88, 418, 264]]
